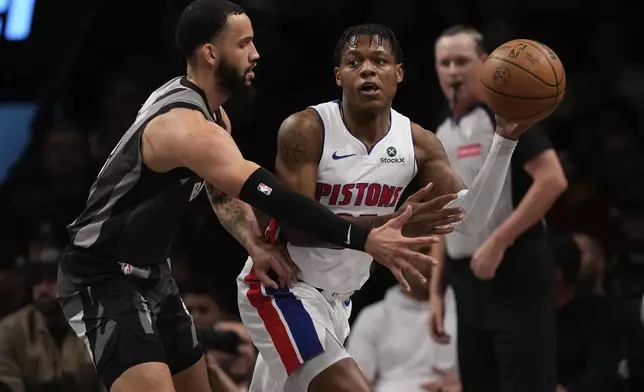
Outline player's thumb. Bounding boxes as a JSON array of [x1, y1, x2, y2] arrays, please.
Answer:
[[389, 205, 412, 229]]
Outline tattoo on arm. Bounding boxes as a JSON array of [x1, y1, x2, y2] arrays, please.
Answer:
[[206, 183, 262, 249], [279, 128, 310, 165]]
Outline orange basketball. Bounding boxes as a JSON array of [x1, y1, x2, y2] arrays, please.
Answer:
[[480, 39, 566, 121]]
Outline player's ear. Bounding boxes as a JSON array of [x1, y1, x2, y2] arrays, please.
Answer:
[[334, 67, 341, 87], [396, 63, 404, 84], [201, 43, 218, 66], [480, 52, 489, 63]]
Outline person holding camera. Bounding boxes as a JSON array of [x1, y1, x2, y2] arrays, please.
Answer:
[[201, 321, 256, 392]]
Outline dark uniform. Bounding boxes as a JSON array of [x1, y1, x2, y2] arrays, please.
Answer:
[[436, 104, 556, 392], [57, 76, 223, 389]]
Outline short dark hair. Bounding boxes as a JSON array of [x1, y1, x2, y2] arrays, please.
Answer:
[[548, 232, 582, 287], [181, 278, 226, 304], [333, 23, 404, 67], [437, 25, 487, 55], [175, 0, 245, 59]]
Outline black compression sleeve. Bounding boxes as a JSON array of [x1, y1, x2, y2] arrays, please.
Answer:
[[238, 167, 370, 251]]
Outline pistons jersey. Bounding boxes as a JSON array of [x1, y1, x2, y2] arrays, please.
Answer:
[[288, 101, 418, 293]]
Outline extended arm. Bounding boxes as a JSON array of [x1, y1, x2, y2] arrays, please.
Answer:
[[273, 109, 392, 247], [141, 107, 371, 251], [206, 186, 265, 249], [412, 122, 517, 234], [203, 108, 266, 251]]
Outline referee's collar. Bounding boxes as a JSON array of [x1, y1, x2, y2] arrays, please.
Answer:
[[451, 100, 488, 126]]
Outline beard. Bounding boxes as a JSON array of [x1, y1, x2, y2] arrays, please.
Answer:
[[216, 56, 256, 103]]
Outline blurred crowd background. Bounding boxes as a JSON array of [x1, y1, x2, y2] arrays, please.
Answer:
[[0, 0, 643, 391]]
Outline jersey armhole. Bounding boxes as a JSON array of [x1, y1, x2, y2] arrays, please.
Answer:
[[138, 101, 209, 174], [306, 107, 326, 165]]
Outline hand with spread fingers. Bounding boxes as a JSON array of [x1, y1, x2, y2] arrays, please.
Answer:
[[397, 183, 465, 237], [365, 206, 440, 292]]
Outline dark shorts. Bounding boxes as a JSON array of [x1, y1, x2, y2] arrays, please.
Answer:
[[57, 249, 203, 390], [447, 237, 557, 392]]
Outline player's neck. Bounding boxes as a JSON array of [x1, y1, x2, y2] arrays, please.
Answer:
[[340, 100, 390, 147], [186, 66, 230, 111]]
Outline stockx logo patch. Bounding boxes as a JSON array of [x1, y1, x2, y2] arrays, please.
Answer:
[[381, 146, 404, 164]]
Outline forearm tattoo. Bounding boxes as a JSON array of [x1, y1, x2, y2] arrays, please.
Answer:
[[206, 183, 261, 248]]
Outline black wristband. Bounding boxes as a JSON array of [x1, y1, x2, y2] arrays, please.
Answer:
[[239, 167, 370, 251]]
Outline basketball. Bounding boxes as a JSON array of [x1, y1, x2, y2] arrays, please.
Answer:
[[480, 39, 566, 121]]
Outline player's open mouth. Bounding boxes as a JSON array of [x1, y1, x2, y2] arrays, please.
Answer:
[[359, 82, 380, 96]]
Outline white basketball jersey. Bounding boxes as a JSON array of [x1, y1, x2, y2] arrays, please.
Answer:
[[288, 101, 418, 293]]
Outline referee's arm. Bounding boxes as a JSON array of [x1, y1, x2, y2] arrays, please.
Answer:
[[488, 127, 567, 246]]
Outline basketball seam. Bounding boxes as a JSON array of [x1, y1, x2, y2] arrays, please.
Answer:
[[519, 40, 561, 105], [487, 55, 557, 87], [480, 80, 556, 100]]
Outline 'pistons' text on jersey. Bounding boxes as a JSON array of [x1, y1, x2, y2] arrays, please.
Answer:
[[288, 100, 417, 293]]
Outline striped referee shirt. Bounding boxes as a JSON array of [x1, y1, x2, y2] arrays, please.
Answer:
[[436, 103, 552, 259]]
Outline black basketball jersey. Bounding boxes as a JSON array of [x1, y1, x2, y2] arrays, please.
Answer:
[[67, 76, 225, 266]]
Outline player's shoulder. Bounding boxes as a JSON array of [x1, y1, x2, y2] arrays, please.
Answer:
[[410, 122, 442, 146], [278, 107, 324, 139], [152, 106, 206, 127], [145, 107, 227, 151]]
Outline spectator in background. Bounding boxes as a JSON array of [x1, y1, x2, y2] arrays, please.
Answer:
[[87, 59, 151, 166], [0, 122, 94, 267], [182, 281, 227, 331], [0, 263, 101, 392], [572, 232, 607, 296], [205, 321, 257, 392], [347, 263, 458, 392], [552, 232, 644, 392], [0, 270, 28, 319], [181, 281, 256, 391]]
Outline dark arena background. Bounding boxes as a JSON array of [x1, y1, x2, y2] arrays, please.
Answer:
[[0, 0, 643, 391]]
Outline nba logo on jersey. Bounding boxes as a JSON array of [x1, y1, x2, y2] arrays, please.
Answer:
[[189, 181, 205, 201], [257, 183, 273, 196]]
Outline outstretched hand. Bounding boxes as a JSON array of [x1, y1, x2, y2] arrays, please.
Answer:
[[494, 114, 545, 140], [365, 206, 439, 291], [397, 183, 465, 237]]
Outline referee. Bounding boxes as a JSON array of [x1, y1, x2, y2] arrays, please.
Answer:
[[428, 26, 568, 392]]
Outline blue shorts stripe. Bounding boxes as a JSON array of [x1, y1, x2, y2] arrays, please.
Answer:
[[264, 287, 324, 362]]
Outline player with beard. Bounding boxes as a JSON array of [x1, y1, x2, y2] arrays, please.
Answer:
[[57, 2, 439, 392]]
